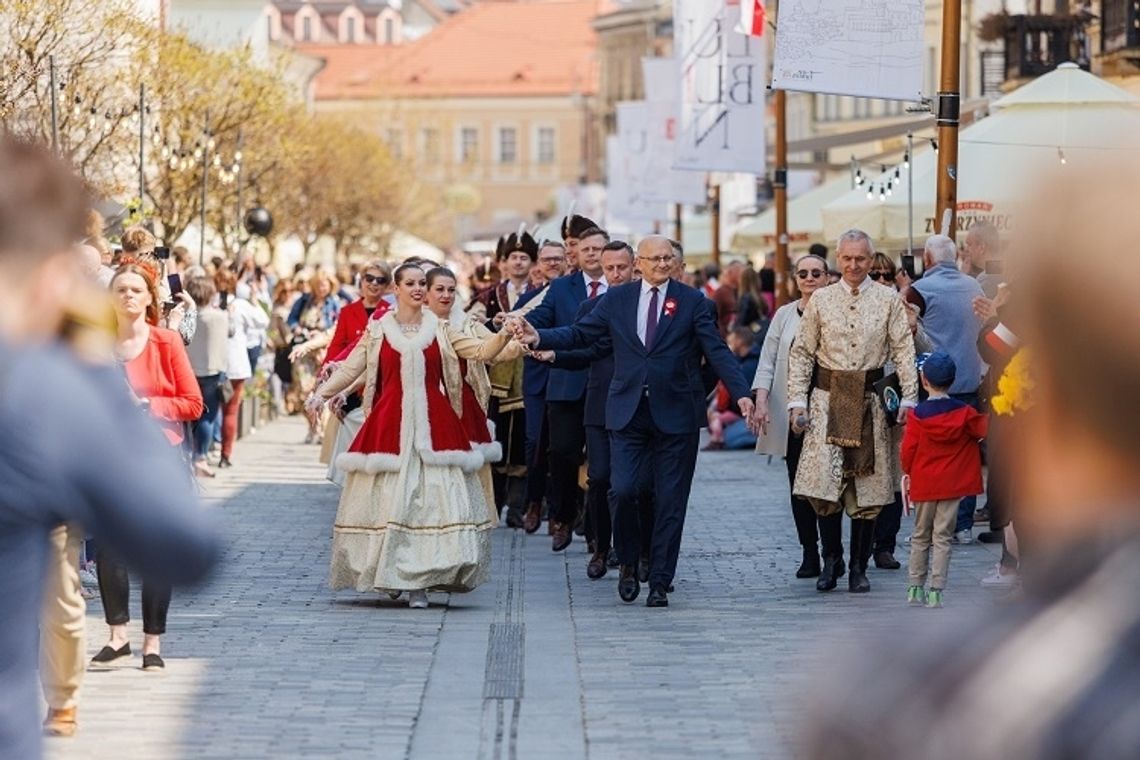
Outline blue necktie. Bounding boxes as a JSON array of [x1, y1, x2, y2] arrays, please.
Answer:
[[644, 287, 660, 350]]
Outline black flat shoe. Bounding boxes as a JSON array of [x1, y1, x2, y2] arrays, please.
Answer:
[[618, 565, 640, 603], [796, 548, 822, 578], [142, 653, 165, 671], [91, 643, 131, 665], [606, 548, 620, 568], [217, 456, 233, 469], [646, 584, 669, 608], [873, 551, 901, 570]]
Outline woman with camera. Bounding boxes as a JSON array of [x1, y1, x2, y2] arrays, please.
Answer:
[[92, 263, 204, 671]]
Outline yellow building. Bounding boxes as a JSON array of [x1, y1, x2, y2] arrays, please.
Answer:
[[302, 0, 604, 246]]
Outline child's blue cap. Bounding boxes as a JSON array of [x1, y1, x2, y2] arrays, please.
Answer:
[[921, 352, 957, 388]]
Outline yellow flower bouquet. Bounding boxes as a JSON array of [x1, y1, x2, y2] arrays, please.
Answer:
[[990, 350, 1035, 416]]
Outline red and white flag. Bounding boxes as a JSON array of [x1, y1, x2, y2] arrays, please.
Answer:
[[735, 0, 766, 37]]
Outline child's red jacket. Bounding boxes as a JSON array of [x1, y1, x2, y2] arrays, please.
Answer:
[[901, 397, 989, 502]]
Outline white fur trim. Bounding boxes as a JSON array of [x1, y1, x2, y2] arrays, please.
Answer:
[[486, 419, 496, 438], [473, 440, 502, 463], [379, 309, 438, 353], [420, 448, 485, 471]]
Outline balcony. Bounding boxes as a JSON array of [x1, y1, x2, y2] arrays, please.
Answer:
[[1001, 14, 1091, 81], [1101, 0, 1140, 72]]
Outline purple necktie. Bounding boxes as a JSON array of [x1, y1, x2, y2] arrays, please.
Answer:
[[644, 286, 660, 350], [588, 280, 600, 299]]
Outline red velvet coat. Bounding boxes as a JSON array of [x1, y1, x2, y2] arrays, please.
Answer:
[[324, 299, 391, 366]]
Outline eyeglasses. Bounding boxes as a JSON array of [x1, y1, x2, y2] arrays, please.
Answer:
[[796, 269, 825, 279], [639, 255, 674, 266], [362, 274, 389, 285], [868, 271, 895, 282], [539, 255, 566, 264]]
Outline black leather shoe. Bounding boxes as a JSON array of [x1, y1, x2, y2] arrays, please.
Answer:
[[142, 653, 165, 671], [586, 551, 608, 580], [816, 555, 842, 591], [977, 530, 1003, 544], [637, 554, 650, 583], [873, 550, 901, 570], [551, 523, 572, 552], [606, 548, 620, 568], [618, 566, 640, 603], [218, 455, 233, 468], [796, 548, 822, 578], [646, 584, 669, 608]]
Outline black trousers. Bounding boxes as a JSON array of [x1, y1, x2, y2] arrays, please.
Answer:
[[523, 392, 550, 506], [547, 398, 586, 525], [489, 400, 527, 515], [610, 395, 699, 588], [873, 493, 904, 554], [785, 429, 820, 549], [585, 424, 612, 553], [97, 549, 171, 635]]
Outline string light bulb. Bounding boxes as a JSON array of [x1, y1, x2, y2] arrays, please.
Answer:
[[1058, 147, 1067, 165], [904, 152, 910, 169]]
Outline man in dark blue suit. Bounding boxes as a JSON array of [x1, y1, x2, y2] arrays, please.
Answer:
[[532, 241, 636, 578], [522, 227, 610, 552], [511, 236, 754, 607]]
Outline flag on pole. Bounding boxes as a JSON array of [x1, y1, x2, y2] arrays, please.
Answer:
[[735, 0, 765, 37]]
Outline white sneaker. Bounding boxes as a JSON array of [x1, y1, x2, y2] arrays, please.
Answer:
[[903, 534, 913, 545], [408, 590, 429, 609], [952, 530, 974, 545], [981, 565, 1019, 589]]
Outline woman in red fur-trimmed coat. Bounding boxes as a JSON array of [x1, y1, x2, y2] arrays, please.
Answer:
[[311, 263, 515, 608]]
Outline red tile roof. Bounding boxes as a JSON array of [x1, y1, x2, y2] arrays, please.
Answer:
[[301, 0, 601, 99]]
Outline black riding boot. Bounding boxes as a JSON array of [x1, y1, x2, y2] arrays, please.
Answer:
[[848, 518, 874, 593], [816, 512, 846, 591]]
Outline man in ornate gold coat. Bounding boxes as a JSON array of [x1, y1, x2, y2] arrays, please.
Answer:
[[787, 229, 918, 594]]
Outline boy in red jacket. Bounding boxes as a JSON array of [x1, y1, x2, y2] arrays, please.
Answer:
[[902, 352, 988, 608]]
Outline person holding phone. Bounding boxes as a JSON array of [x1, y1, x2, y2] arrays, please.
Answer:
[[93, 263, 205, 671]]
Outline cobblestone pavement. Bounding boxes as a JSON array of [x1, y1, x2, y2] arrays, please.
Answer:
[[50, 417, 1004, 760]]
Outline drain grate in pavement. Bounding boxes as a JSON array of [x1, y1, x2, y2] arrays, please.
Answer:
[[483, 623, 525, 699]]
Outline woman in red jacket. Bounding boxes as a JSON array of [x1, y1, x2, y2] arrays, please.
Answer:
[[92, 263, 204, 671]]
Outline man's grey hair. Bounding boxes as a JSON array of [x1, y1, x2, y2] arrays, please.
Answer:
[[538, 240, 566, 252], [924, 234, 957, 264], [967, 220, 1000, 250], [836, 229, 875, 257], [637, 235, 674, 258], [669, 239, 683, 259]]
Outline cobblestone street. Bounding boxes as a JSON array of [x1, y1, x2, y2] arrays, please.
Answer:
[[50, 417, 1003, 760]]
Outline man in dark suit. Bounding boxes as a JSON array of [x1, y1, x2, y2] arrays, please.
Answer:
[[532, 241, 635, 578], [523, 226, 609, 552], [511, 236, 754, 607]]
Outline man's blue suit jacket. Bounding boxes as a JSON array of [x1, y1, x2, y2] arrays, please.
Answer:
[[524, 273, 593, 403], [535, 279, 751, 434], [515, 284, 551, 399], [548, 295, 611, 427]]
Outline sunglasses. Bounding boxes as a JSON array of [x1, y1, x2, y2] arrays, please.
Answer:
[[362, 274, 389, 285], [796, 269, 825, 279], [868, 271, 895, 282]]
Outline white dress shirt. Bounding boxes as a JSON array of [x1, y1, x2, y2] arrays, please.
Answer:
[[636, 278, 668, 346], [582, 271, 608, 299]]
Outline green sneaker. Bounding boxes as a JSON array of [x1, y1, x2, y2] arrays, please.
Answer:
[[925, 589, 944, 608], [906, 585, 925, 606]]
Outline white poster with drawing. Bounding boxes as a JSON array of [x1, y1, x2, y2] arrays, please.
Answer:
[[672, 0, 767, 174], [770, 0, 925, 102]]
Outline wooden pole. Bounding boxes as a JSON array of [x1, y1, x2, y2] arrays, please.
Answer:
[[710, 181, 721, 267], [774, 89, 789, 308], [199, 111, 210, 265], [935, 0, 962, 240], [673, 202, 682, 244]]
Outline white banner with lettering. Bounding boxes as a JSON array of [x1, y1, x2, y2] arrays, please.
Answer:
[[641, 57, 708, 205], [672, 0, 767, 174], [605, 136, 669, 233], [770, 0, 925, 101]]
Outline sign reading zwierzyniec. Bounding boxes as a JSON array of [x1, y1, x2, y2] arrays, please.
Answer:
[[771, 0, 925, 102], [673, 0, 767, 174]]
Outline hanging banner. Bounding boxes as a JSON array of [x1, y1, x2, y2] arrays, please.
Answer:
[[770, 0, 925, 102], [609, 109, 666, 225], [641, 58, 708, 205], [605, 135, 667, 233], [672, 0, 768, 174]]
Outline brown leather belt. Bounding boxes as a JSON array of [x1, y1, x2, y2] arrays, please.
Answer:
[[813, 366, 885, 392]]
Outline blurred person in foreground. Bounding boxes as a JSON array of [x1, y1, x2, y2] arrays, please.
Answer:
[[0, 136, 218, 760], [800, 168, 1140, 759]]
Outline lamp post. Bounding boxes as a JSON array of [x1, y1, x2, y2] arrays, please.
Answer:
[[199, 111, 211, 266], [49, 56, 60, 155], [774, 88, 789, 308], [935, 0, 962, 240], [709, 179, 721, 267]]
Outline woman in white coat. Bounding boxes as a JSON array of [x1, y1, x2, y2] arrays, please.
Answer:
[[750, 253, 832, 581]]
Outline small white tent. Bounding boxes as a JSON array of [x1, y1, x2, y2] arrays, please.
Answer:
[[732, 176, 852, 253], [821, 63, 1140, 248]]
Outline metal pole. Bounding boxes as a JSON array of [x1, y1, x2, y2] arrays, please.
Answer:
[[199, 111, 209, 266], [710, 180, 721, 267], [774, 89, 789, 308], [49, 56, 60, 155], [673, 202, 682, 244], [138, 83, 145, 204], [850, 155, 857, 190], [907, 132, 914, 258], [935, 0, 962, 240]]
